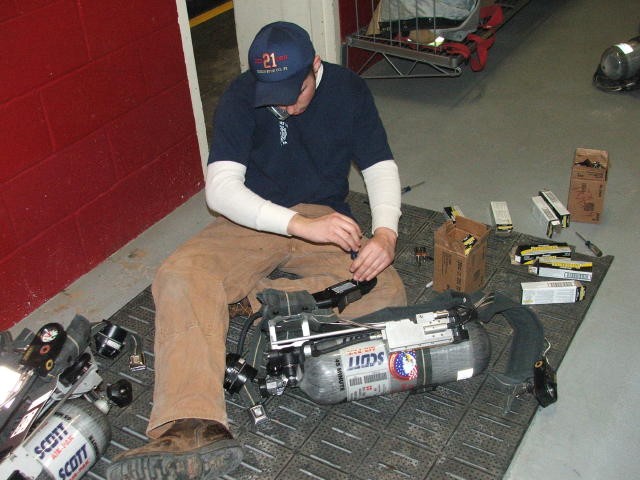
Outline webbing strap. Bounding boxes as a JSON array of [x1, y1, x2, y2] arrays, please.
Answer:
[[478, 5, 504, 30], [476, 293, 545, 384], [442, 4, 504, 72], [236, 322, 268, 407]]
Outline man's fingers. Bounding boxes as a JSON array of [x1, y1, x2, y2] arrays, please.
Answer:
[[333, 231, 355, 252], [350, 239, 394, 281], [287, 212, 363, 251], [333, 215, 362, 244], [331, 216, 361, 251]]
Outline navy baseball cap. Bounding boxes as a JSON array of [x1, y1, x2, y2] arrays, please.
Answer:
[[249, 22, 315, 107]]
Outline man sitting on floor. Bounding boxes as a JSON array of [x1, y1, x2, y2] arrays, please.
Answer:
[[107, 21, 407, 480]]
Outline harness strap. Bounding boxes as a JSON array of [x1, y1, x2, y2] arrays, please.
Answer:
[[442, 4, 504, 72], [478, 4, 504, 30]]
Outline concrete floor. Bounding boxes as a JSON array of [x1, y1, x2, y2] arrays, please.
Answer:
[[17, 0, 640, 478]]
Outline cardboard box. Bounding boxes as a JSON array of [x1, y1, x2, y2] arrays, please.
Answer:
[[433, 216, 489, 293], [567, 148, 609, 223], [490, 201, 513, 235], [521, 280, 586, 305]]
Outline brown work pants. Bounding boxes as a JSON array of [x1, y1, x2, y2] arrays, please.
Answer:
[[147, 204, 407, 437]]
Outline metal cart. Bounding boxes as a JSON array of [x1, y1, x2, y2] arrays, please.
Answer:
[[344, 0, 532, 78]]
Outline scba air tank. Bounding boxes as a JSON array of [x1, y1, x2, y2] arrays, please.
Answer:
[[298, 322, 491, 404], [599, 36, 640, 80], [19, 400, 111, 480]]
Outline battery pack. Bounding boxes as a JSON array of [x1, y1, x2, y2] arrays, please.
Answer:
[[443, 205, 464, 223], [539, 189, 571, 228], [531, 196, 561, 238], [490, 201, 513, 235], [511, 243, 573, 265], [521, 280, 586, 305], [528, 257, 593, 282]]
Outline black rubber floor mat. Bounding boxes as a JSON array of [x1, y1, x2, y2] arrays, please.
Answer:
[[91, 192, 613, 480]]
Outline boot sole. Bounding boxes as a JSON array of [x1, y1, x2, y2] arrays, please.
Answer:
[[106, 438, 243, 480]]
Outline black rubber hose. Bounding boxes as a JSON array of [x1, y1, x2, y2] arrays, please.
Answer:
[[236, 311, 262, 356], [310, 332, 375, 357]]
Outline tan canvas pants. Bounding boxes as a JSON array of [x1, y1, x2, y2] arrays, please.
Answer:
[[147, 204, 407, 437]]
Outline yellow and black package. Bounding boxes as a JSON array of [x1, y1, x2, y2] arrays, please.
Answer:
[[511, 243, 573, 265], [528, 257, 593, 282]]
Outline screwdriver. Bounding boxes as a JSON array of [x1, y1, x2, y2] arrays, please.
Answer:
[[401, 180, 425, 194], [364, 180, 426, 205], [575, 231, 603, 257]]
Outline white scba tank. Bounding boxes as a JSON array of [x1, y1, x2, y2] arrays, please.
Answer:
[[2, 400, 110, 480], [298, 322, 491, 404]]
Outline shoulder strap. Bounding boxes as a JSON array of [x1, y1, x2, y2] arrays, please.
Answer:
[[441, 4, 504, 72]]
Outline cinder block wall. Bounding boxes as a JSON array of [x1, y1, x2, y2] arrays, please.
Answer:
[[0, 0, 203, 328]]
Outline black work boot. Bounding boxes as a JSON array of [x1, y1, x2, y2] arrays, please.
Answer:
[[106, 419, 243, 480]]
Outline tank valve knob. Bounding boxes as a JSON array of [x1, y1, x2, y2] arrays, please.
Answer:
[[107, 379, 134, 407]]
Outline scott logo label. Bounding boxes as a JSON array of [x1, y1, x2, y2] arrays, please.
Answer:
[[58, 444, 89, 480], [347, 352, 385, 371], [34, 422, 69, 460]]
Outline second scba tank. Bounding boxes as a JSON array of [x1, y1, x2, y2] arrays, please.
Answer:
[[298, 321, 491, 404]]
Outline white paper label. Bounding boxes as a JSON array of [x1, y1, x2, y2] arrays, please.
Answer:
[[341, 341, 390, 401]]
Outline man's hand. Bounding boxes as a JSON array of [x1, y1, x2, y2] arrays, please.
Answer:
[[287, 212, 362, 253], [349, 227, 397, 281]]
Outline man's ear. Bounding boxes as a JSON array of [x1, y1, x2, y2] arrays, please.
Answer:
[[312, 55, 322, 73]]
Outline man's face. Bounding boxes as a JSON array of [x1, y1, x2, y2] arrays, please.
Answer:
[[271, 55, 321, 118], [279, 69, 316, 117]]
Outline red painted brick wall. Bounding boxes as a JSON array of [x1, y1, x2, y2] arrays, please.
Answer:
[[339, 0, 379, 72], [0, 0, 203, 328]]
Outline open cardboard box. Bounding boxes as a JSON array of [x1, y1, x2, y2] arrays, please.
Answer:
[[433, 216, 489, 293], [567, 148, 609, 223]]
